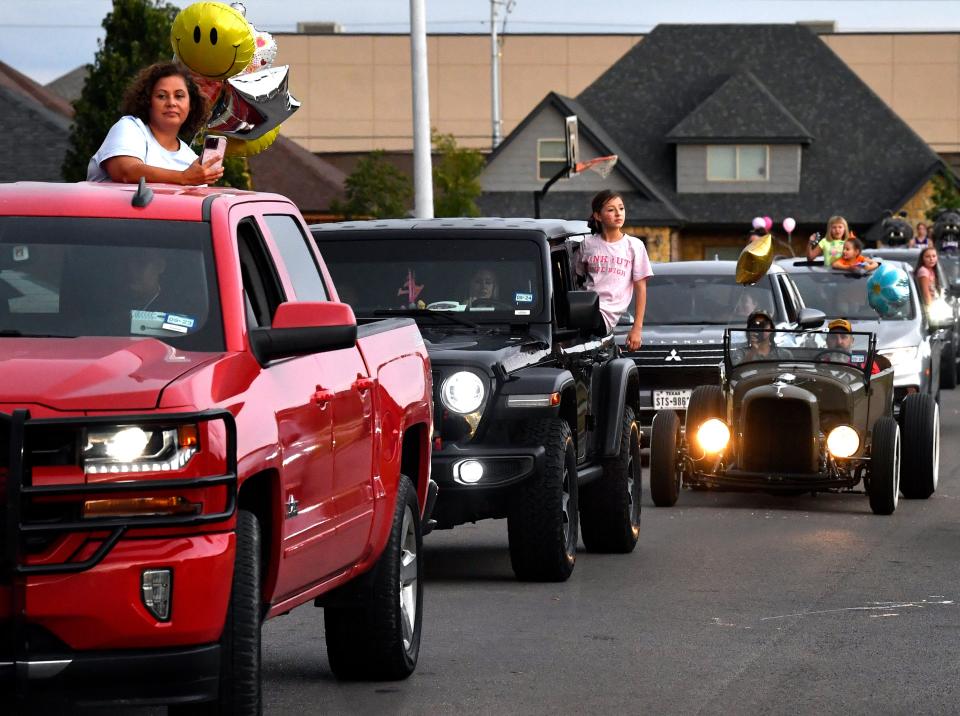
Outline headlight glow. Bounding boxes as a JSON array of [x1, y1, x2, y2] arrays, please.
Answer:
[[879, 346, 920, 367], [84, 425, 198, 474], [696, 418, 730, 454], [827, 425, 860, 458], [441, 371, 485, 414]]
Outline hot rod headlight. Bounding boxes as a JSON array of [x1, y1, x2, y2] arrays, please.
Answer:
[[827, 425, 860, 458], [440, 371, 486, 414], [696, 418, 730, 454], [84, 424, 198, 474]]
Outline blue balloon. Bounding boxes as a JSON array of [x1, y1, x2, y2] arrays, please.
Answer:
[[866, 262, 910, 317]]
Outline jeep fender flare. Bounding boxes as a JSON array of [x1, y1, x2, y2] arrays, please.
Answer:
[[600, 358, 639, 458], [497, 367, 576, 425]]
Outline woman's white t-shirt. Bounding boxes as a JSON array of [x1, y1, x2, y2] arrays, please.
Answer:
[[86, 116, 198, 182]]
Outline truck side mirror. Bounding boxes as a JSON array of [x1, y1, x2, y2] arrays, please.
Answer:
[[249, 301, 357, 364], [797, 307, 826, 329], [567, 290, 605, 336]]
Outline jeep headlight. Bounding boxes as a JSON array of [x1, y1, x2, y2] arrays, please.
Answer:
[[879, 346, 919, 367], [440, 371, 486, 414], [84, 424, 199, 474], [826, 425, 860, 458], [696, 418, 730, 454]]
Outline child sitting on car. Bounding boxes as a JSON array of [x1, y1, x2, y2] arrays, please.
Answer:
[[831, 238, 878, 274]]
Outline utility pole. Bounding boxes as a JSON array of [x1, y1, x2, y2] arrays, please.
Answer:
[[490, 0, 502, 149], [410, 0, 434, 218]]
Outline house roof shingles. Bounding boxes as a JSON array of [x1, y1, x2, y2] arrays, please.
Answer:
[[665, 70, 812, 144], [486, 24, 946, 231]]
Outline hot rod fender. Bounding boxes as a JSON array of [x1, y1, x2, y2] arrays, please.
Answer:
[[598, 358, 639, 458]]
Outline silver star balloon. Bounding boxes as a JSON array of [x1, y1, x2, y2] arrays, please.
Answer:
[[206, 65, 301, 141]]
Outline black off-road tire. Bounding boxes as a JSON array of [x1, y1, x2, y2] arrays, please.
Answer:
[[940, 343, 958, 390], [685, 385, 725, 441], [899, 393, 939, 499], [650, 410, 682, 507], [324, 475, 423, 680], [171, 510, 263, 715], [868, 417, 901, 516], [580, 406, 641, 553], [507, 419, 578, 582]]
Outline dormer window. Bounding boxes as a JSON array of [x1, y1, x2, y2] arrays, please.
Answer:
[[537, 139, 567, 180], [706, 145, 769, 182]]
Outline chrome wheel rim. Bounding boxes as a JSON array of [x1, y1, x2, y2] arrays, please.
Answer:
[[398, 505, 418, 652], [628, 430, 641, 529]]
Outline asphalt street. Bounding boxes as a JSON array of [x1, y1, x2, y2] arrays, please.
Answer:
[[59, 390, 960, 716]]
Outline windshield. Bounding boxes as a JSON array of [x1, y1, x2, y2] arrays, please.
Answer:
[[640, 274, 776, 325], [316, 237, 545, 322], [0, 217, 223, 351], [790, 270, 915, 321], [728, 328, 874, 371]]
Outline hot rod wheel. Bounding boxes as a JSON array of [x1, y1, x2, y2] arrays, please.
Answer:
[[899, 393, 939, 499], [324, 475, 423, 679], [508, 418, 578, 582], [650, 410, 682, 507], [580, 406, 642, 553], [868, 417, 901, 515]]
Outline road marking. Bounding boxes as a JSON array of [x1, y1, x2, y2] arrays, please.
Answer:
[[760, 598, 954, 621]]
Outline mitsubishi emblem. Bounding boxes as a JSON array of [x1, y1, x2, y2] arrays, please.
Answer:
[[665, 348, 682, 362]]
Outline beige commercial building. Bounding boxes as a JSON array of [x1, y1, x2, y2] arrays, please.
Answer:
[[275, 30, 960, 162]]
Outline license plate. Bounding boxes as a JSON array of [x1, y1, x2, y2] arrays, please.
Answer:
[[653, 389, 691, 410]]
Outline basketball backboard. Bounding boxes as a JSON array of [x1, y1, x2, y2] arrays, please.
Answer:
[[565, 115, 579, 174]]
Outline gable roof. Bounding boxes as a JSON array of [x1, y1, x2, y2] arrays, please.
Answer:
[[666, 70, 812, 144], [248, 135, 346, 215], [572, 24, 947, 228], [45, 65, 89, 105], [480, 92, 683, 223], [0, 60, 74, 119]]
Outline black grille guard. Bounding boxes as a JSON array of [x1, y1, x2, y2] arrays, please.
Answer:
[[2, 408, 238, 576]]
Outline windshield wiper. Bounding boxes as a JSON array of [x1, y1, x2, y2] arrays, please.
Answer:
[[374, 308, 483, 330]]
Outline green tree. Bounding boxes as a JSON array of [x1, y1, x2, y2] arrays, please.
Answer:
[[63, 0, 250, 189], [331, 151, 412, 219], [432, 130, 485, 217], [926, 172, 960, 221]]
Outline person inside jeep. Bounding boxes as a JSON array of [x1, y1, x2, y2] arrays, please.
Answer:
[[822, 318, 881, 373], [467, 267, 501, 308]]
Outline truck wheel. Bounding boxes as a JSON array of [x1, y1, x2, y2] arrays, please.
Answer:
[[899, 393, 939, 499], [940, 343, 957, 389], [171, 509, 263, 715], [580, 406, 641, 553], [650, 410, 682, 507], [324, 475, 423, 680], [685, 385, 724, 438], [508, 419, 578, 582], [868, 417, 900, 515]]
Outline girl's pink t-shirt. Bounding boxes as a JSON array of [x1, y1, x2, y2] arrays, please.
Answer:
[[575, 234, 653, 330]]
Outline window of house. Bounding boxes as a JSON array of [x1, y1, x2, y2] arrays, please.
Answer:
[[538, 139, 567, 181], [706, 145, 769, 181]]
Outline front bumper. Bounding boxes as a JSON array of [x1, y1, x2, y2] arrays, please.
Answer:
[[433, 443, 545, 491], [687, 467, 860, 492]]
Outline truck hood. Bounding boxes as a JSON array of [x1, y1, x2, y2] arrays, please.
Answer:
[[849, 319, 922, 350], [423, 331, 550, 374], [0, 337, 223, 411]]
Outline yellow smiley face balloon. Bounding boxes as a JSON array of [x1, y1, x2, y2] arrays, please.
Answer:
[[171, 2, 255, 79]]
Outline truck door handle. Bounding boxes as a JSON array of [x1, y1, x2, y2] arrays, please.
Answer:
[[353, 377, 375, 393], [314, 386, 334, 405]]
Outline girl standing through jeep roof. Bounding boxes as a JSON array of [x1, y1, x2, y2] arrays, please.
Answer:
[[807, 215, 852, 267], [576, 190, 653, 350]]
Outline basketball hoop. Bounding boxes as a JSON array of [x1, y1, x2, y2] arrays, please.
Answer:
[[572, 154, 618, 179]]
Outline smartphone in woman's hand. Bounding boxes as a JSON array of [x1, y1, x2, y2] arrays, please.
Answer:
[[200, 135, 227, 171]]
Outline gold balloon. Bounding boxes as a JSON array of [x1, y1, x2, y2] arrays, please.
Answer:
[[735, 233, 774, 285]]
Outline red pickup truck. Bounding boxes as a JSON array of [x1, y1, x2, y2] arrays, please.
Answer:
[[0, 181, 434, 713]]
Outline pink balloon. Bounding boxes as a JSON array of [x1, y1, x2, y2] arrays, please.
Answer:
[[782, 217, 796, 234], [752, 216, 765, 230], [763, 216, 773, 232]]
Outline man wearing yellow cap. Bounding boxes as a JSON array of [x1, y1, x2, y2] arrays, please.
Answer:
[[825, 318, 880, 373]]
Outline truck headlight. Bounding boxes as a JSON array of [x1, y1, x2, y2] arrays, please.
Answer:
[[879, 346, 919, 367], [84, 424, 198, 474], [696, 418, 730, 454], [827, 425, 860, 458], [440, 371, 485, 414]]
